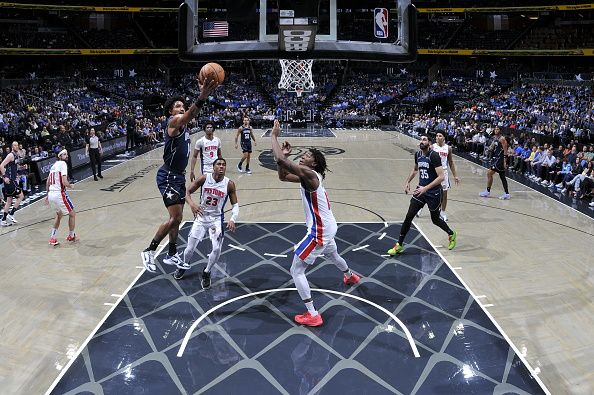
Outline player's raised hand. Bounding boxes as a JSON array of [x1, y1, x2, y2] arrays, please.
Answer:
[[197, 77, 218, 100], [271, 119, 281, 138], [281, 141, 292, 156]]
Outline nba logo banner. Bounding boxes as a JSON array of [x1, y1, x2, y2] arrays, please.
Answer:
[[374, 8, 388, 39]]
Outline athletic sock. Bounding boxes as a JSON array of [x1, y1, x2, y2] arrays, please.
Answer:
[[343, 268, 353, 278], [304, 301, 318, 316], [486, 187, 491, 192], [9, 207, 16, 215], [145, 239, 159, 252], [2, 212, 7, 221], [168, 242, 177, 256], [50, 228, 57, 238], [68, 230, 75, 237]]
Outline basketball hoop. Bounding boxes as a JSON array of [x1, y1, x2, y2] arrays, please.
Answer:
[[278, 59, 314, 95]]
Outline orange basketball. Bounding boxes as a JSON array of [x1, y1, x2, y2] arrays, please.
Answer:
[[198, 62, 225, 86]]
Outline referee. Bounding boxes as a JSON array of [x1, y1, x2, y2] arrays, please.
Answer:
[[86, 128, 103, 181]]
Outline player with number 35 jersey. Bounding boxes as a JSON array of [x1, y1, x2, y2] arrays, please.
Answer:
[[387, 134, 457, 256]]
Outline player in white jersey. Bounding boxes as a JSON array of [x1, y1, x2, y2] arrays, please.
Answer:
[[432, 131, 460, 221], [271, 119, 360, 327], [174, 158, 239, 288], [45, 149, 77, 246], [190, 122, 222, 180]]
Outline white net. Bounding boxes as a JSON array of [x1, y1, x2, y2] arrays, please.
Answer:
[[278, 59, 314, 95]]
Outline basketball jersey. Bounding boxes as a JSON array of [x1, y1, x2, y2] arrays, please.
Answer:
[[195, 136, 221, 170], [163, 117, 190, 174], [492, 137, 504, 162], [5, 151, 19, 181], [199, 173, 229, 223], [240, 127, 252, 144], [415, 150, 442, 192], [48, 160, 68, 192], [432, 143, 449, 170], [300, 171, 337, 245]]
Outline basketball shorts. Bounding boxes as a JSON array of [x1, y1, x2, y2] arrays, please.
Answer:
[[201, 163, 214, 174], [156, 166, 186, 207], [294, 234, 338, 265], [48, 190, 74, 215], [189, 218, 224, 244], [441, 169, 450, 191], [2, 180, 22, 199], [490, 159, 505, 173], [240, 142, 252, 153], [412, 187, 442, 212]]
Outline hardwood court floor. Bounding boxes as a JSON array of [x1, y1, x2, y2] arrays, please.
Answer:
[[0, 129, 592, 395]]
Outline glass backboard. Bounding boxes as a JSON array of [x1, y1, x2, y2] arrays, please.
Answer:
[[179, 0, 416, 62]]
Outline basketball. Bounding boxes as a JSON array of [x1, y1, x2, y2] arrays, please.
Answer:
[[198, 62, 225, 86]]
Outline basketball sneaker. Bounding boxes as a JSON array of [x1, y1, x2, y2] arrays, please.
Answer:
[[0, 220, 11, 227], [140, 250, 157, 273], [479, 190, 490, 197], [343, 272, 361, 285], [498, 193, 511, 200], [448, 231, 457, 250], [387, 243, 403, 256], [173, 268, 186, 280], [245, 168, 252, 174], [163, 252, 183, 266], [48, 237, 59, 246], [201, 270, 211, 289], [164, 253, 189, 270], [66, 234, 78, 242], [6, 214, 17, 224], [294, 312, 323, 327], [237, 164, 243, 173]]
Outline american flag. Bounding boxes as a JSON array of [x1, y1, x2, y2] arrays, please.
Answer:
[[203, 21, 228, 38]]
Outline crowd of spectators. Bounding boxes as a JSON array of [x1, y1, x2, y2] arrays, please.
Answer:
[[2, 61, 593, 208]]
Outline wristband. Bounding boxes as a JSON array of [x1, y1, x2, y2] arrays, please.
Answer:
[[230, 203, 239, 222]]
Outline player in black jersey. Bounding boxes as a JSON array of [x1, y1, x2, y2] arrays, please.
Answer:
[[234, 116, 256, 174], [387, 135, 457, 255], [479, 126, 510, 199], [141, 78, 218, 273], [0, 141, 25, 227]]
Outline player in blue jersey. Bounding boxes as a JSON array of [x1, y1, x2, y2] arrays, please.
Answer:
[[387, 134, 457, 255], [479, 126, 511, 199], [235, 116, 256, 174], [141, 78, 218, 273]]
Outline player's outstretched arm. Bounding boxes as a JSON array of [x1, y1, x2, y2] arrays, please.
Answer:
[[270, 120, 303, 183], [226, 180, 239, 232], [189, 147, 200, 182], [447, 146, 460, 184], [250, 128, 257, 146], [170, 78, 218, 131]]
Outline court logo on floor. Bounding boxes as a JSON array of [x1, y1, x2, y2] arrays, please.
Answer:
[[258, 146, 345, 171]]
